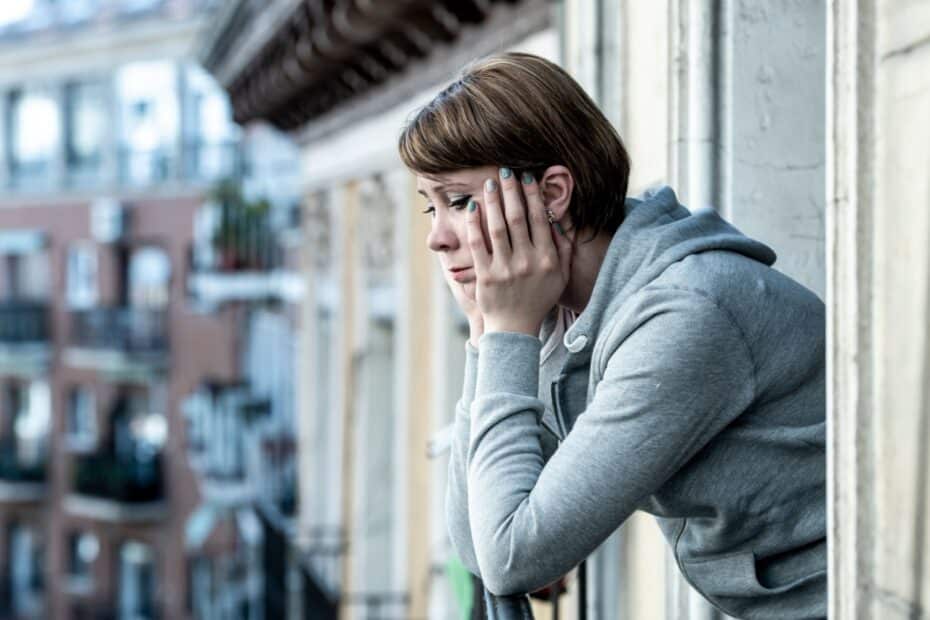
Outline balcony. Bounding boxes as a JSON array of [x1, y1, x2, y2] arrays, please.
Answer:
[[184, 382, 269, 506], [0, 301, 52, 374], [65, 306, 167, 374], [187, 187, 301, 307], [0, 437, 47, 503], [66, 451, 166, 522]]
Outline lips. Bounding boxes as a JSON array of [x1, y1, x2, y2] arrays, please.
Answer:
[[449, 266, 474, 282]]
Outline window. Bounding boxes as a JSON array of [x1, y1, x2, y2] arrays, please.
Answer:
[[8, 523, 44, 617], [8, 88, 61, 189], [65, 81, 106, 185], [66, 531, 99, 593], [116, 61, 178, 185], [6, 381, 50, 467], [65, 242, 97, 309], [183, 64, 238, 180], [66, 386, 97, 451], [2, 251, 50, 301], [128, 246, 171, 309], [118, 541, 156, 619]]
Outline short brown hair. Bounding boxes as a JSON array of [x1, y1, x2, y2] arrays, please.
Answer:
[[398, 52, 631, 236]]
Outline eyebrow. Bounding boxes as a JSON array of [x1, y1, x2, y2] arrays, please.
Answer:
[[417, 183, 470, 198]]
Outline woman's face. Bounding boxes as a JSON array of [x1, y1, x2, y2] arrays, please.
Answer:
[[417, 166, 498, 301]]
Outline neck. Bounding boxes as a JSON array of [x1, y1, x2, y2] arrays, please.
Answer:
[[559, 228, 614, 315]]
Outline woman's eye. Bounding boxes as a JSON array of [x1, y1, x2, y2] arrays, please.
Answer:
[[421, 205, 436, 216], [449, 195, 472, 210]]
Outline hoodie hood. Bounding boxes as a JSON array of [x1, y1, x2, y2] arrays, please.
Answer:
[[561, 185, 777, 358]]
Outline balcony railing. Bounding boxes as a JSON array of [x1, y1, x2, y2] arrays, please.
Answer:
[[69, 306, 167, 355], [183, 140, 242, 183], [73, 451, 163, 503], [0, 301, 50, 344], [0, 437, 46, 483]]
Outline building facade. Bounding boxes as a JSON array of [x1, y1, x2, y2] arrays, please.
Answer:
[[0, 1, 301, 618], [201, 0, 929, 619]]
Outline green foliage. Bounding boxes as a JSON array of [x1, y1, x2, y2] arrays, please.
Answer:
[[209, 178, 276, 270]]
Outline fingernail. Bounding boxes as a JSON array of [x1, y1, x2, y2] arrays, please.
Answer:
[[499, 167, 512, 179], [521, 171, 534, 185], [467, 199, 477, 212], [484, 178, 497, 192]]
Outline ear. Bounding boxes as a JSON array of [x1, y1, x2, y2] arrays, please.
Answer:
[[539, 165, 574, 224]]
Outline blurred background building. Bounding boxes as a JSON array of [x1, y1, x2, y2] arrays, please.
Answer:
[[0, 0, 927, 619], [200, 1, 930, 620], [0, 0, 302, 618]]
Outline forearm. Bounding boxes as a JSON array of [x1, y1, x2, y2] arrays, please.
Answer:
[[445, 341, 481, 575]]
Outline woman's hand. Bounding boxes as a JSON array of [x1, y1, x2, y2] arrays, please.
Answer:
[[440, 266, 484, 347], [466, 169, 572, 337]]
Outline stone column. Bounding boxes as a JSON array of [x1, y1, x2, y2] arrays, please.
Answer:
[[50, 81, 68, 191], [100, 73, 120, 190], [828, 0, 930, 618], [0, 90, 9, 191]]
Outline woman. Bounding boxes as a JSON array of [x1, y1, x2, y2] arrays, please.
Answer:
[[399, 53, 826, 619]]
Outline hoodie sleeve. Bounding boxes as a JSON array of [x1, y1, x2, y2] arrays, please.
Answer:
[[467, 289, 756, 596], [445, 341, 482, 576]]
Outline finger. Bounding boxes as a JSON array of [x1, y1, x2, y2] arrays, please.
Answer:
[[465, 199, 491, 272], [498, 168, 531, 254], [521, 171, 552, 252], [482, 174, 511, 259]]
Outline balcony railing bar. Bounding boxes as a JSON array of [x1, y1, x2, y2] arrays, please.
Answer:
[[69, 306, 168, 354], [0, 302, 50, 343]]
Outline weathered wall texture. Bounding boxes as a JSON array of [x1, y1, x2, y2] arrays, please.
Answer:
[[828, 0, 930, 618]]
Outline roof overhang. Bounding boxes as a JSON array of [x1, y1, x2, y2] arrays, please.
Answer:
[[198, 0, 541, 132]]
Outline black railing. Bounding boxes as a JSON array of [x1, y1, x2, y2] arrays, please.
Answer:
[[0, 437, 46, 483], [480, 561, 582, 620], [0, 301, 50, 344], [189, 215, 284, 274], [73, 451, 163, 503], [69, 307, 167, 355], [70, 601, 163, 620]]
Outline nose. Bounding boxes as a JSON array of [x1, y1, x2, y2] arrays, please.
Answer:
[[427, 214, 458, 253]]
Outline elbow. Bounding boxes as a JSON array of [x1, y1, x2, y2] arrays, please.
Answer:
[[476, 549, 550, 597], [480, 567, 546, 598]]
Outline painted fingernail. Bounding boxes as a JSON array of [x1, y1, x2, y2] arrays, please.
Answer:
[[499, 167, 512, 179], [522, 171, 534, 185], [485, 178, 497, 192], [467, 199, 477, 212]]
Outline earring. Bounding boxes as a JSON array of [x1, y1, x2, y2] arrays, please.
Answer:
[[545, 208, 555, 224]]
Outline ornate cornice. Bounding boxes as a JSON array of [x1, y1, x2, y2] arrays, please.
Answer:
[[199, 0, 526, 131]]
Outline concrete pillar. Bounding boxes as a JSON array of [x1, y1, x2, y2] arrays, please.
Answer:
[[101, 73, 120, 190], [50, 82, 68, 191], [828, 0, 930, 618], [174, 61, 188, 182], [393, 169, 433, 620], [0, 90, 8, 191], [718, 0, 827, 299]]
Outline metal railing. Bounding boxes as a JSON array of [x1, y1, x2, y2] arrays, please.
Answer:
[[69, 306, 167, 354], [481, 561, 584, 620], [73, 451, 163, 503], [0, 437, 47, 483], [188, 206, 284, 274], [0, 301, 50, 344]]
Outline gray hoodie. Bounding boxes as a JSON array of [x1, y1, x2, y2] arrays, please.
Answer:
[[446, 186, 826, 619]]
